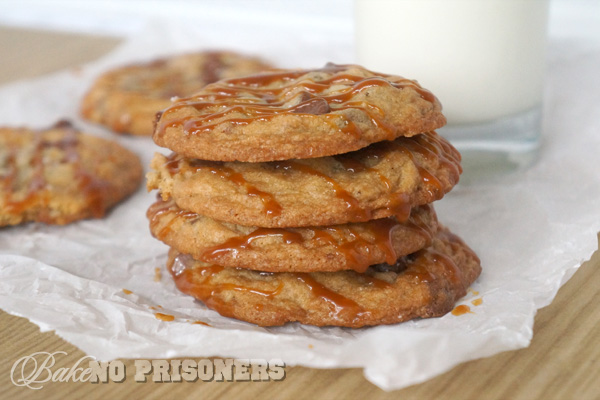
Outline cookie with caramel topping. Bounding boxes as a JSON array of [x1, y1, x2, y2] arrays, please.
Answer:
[[0, 121, 143, 226], [147, 131, 461, 228], [148, 197, 438, 273], [153, 63, 446, 161], [166, 227, 481, 327], [81, 51, 273, 136]]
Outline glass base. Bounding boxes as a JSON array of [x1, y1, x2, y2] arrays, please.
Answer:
[[438, 107, 541, 183]]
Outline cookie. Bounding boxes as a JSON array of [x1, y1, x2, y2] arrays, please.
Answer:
[[81, 51, 273, 136], [153, 63, 446, 161], [0, 121, 143, 226], [147, 131, 461, 228], [148, 197, 438, 273], [166, 227, 481, 327]]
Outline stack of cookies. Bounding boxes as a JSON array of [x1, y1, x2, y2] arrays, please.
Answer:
[[146, 64, 481, 328]]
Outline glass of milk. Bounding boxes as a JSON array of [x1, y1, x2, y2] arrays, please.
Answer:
[[355, 0, 550, 174]]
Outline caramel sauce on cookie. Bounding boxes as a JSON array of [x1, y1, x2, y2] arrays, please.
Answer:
[[149, 198, 436, 274], [165, 228, 475, 326], [202, 227, 304, 259], [169, 255, 283, 318], [164, 153, 283, 218], [56, 123, 112, 219], [401, 235, 464, 287], [158, 132, 459, 226], [199, 217, 403, 273], [334, 155, 391, 189], [389, 133, 461, 200], [155, 64, 437, 140], [333, 153, 412, 221], [147, 199, 199, 239], [293, 273, 370, 321], [2, 146, 47, 217], [2, 122, 111, 221], [198, 164, 282, 217], [169, 253, 371, 324], [273, 160, 369, 221]]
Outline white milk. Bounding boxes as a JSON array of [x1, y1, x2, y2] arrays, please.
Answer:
[[355, 0, 549, 125]]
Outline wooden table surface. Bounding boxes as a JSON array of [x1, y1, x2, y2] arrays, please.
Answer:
[[0, 26, 598, 400]]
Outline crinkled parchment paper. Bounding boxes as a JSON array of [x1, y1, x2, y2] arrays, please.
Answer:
[[0, 21, 599, 391]]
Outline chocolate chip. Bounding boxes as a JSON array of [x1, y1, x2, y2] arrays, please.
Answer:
[[369, 261, 407, 274], [296, 91, 313, 103], [153, 110, 164, 133], [290, 98, 330, 115], [201, 52, 224, 84]]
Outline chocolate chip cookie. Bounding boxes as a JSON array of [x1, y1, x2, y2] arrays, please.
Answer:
[[147, 131, 460, 227], [167, 227, 481, 327], [0, 121, 142, 226], [81, 51, 272, 136], [148, 198, 439, 273], [153, 63, 446, 161]]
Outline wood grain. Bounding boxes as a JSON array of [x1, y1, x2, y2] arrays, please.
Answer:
[[0, 26, 598, 400]]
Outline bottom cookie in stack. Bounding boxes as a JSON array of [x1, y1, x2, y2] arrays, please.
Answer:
[[165, 227, 480, 328]]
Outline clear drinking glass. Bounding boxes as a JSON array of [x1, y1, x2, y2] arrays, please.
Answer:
[[355, 0, 550, 177]]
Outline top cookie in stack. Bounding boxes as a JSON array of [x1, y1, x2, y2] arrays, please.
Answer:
[[152, 63, 446, 161], [147, 63, 481, 328]]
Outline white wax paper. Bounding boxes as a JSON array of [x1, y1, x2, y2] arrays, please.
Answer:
[[1, 20, 599, 391]]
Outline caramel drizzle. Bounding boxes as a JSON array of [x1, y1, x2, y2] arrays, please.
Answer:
[[156, 63, 437, 139], [150, 197, 435, 274], [408, 205, 436, 243], [200, 217, 401, 273], [52, 123, 112, 219], [392, 133, 462, 200], [1, 122, 111, 220], [159, 131, 458, 226], [333, 154, 412, 221], [173, 261, 284, 300], [293, 273, 370, 321], [334, 155, 391, 189], [168, 230, 465, 325], [1, 130, 53, 217], [169, 253, 376, 324], [200, 164, 282, 217], [155, 313, 175, 322], [273, 160, 370, 221], [150, 196, 403, 273], [451, 305, 472, 316], [169, 257, 283, 319], [164, 153, 282, 218], [202, 227, 303, 259], [204, 209, 434, 273], [402, 246, 461, 285], [147, 199, 199, 239]]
